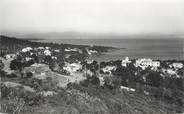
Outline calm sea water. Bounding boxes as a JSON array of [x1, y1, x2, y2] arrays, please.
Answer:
[[35, 38, 184, 61]]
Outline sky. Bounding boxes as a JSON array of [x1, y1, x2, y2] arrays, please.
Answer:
[[0, 0, 184, 37]]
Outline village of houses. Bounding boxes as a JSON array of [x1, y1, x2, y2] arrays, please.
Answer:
[[1, 35, 184, 113], [1, 45, 183, 94]]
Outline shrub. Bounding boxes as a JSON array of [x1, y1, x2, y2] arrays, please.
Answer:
[[1, 85, 44, 113]]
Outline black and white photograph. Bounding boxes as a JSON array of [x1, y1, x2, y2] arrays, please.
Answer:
[[0, 0, 184, 113]]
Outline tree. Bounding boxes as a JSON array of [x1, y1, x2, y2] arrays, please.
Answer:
[[146, 71, 163, 87], [90, 76, 100, 85], [178, 68, 184, 77], [44, 56, 53, 64], [24, 59, 34, 67], [26, 72, 33, 78], [0, 60, 4, 70], [104, 76, 121, 90], [31, 53, 39, 63], [10, 59, 23, 71]]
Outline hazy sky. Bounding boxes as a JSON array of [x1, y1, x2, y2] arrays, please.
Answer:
[[1, 0, 184, 35]]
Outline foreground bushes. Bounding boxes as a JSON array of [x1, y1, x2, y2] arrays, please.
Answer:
[[1, 84, 44, 113], [1, 77, 184, 113]]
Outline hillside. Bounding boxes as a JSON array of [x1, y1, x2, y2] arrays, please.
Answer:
[[0, 35, 184, 113]]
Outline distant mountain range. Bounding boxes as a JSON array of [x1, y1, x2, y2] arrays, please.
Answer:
[[1, 30, 184, 39]]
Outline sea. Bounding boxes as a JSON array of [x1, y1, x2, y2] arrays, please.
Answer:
[[34, 38, 184, 61]]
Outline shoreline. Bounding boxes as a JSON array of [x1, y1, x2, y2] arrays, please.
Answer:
[[1, 35, 183, 62], [29, 38, 183, 61], [0, 35, 117, 58]]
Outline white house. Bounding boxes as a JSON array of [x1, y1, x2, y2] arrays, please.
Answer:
[[22, 47, 32, 52], [86, 59, 94, 64], [99, 77, 105, 86], [172, 63, 183, 69], [5, 54, 16, 60], [102, 66, 116, 74], [30, 52, 34, 55], [25, 57, 33, 61], [37, 47, 45, 50], [70, 48, 78, 51], [40, 91, 57, 97], [87, 49, 98, 55], [63, 63, 82, 75], [51, 56, 57, 60], [54, 49, 60, 52], [166, 69, 176, 75], [162, 68, 177, 76], [45, 47, 50, 50], [135, 58, 160, 70], [120, 86, 135, 92], [65, 48, 78, 52], [65, 49, 70, 52], [89, 50, 98, 54], [44, 50, 51, 56], [121, 57, 132, 67]]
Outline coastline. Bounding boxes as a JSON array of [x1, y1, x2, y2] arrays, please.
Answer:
[[28, 38, 121, 61], [0, 35, 116, 58], [29, 38, 184, 61], [1, 35, 184, 113]]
